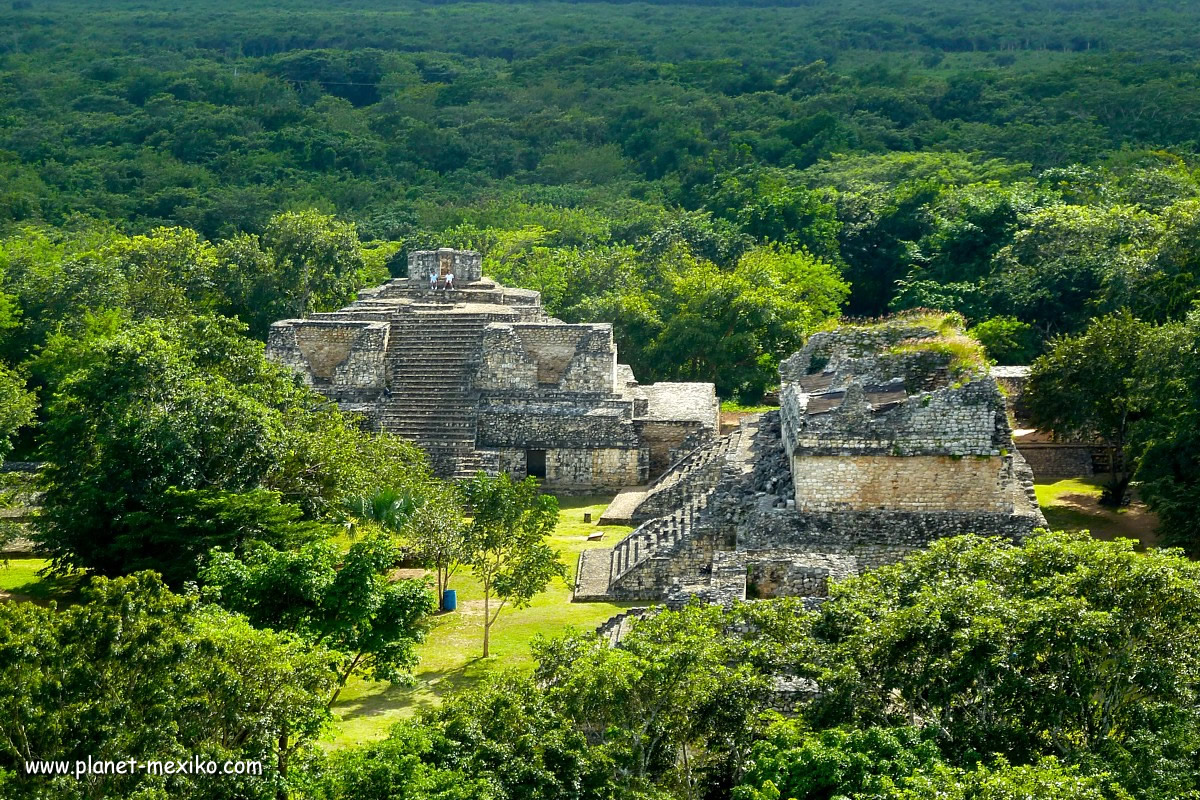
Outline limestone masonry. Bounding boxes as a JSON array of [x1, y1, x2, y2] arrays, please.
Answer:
[[266, 249, 719, 489], [576, 317, 1045, 606]]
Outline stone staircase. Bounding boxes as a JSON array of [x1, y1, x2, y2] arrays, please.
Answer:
[[380, 310, 507, 479], [630, 431, 735, 523], [575, 428, 743, 601], [608, 490, 713, 585]]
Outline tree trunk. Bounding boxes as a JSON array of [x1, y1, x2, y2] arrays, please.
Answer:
[[276, 725, 289, 800], [436, 565, 444, 612], [1099, 445, 1129, 507], [483, 583, 491, 657]]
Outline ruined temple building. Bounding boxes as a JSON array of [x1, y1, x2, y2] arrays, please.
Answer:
[[576, 317, 1046, 607], [266, 249, 719, 489], [266, 256, 1044, 610]]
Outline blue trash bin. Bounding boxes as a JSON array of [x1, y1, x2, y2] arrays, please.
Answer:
[[442, 589, 457, 612]]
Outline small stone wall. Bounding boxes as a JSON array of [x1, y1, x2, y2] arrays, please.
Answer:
[[606, 528, 725, 600], [786, 380, 1006, 458], [636, 420, 704, 477], [1018, 443, 1094, 478], [736, 506, 1037, 570], [476, 406, 640, 449], [476, 323, 616, 393]]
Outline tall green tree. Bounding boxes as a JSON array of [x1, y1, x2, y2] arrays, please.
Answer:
[[33, 315, 428, 582], [810, 532, 1200, 796], [1130, 308, 1200, 552], [1025, 311, 1148, 505], [458, 472, 565, 657], [216, 211, 367, 338]]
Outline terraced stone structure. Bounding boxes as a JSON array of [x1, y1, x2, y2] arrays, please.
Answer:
[[576, 317, 1045, 605], [266, 249, 719, 487]]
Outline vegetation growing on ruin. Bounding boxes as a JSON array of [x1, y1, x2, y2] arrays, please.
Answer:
[[888, 334, 991, 381]]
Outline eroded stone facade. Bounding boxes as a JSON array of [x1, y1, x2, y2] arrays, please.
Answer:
[[266, 249, 719, 489]]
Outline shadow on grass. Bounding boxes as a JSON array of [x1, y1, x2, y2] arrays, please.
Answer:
[[0, 562, 85, 606], [335, 659, 488, 723]]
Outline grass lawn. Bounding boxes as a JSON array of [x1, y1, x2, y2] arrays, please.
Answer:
[[0, 558, 80, 604], [1035, 476, 1159, 548], [327, 494, 639, 749]]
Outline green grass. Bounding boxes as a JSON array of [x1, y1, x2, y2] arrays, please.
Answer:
[[327, 495, 639, 748], [1034, 477, 1158, 547], [0, 558, 80, 603], [0, 558, 49, 592], [720, 400, 779, 413]]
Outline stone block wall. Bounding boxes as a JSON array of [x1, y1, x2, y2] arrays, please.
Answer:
[[635, 420, 707, 477], [475, 323, 616, 393], [546, 447, 645, 489], [735, 506, 1037, 571], [1018, 443, 1094, 478], [793, 454, 1016, 513], [476, 406, 640, 449], [407, 248, 483, 282], [787, 380, 1007, 458], [266, 320, 388, 391], [607, 528, 725, 600]]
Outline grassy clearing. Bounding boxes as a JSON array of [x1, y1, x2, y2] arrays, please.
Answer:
[[1035, 477, 1159, 548], [0, 558, 81, 603], [327, 494, 638, 749]]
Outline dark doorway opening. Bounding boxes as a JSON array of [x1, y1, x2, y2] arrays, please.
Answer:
[[527, 449, 547, 479]]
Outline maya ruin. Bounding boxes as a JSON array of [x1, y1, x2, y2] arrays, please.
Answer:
[[269, 250, 1046, 610], [266, 248, 720, 489]]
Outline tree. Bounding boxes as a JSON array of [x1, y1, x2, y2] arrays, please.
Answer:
[[968, 315, 1038, 364], [1129, 308, 1200, 552], [648, 246, 848, 401], [319, 724, 489, 800], [990, 204, 1160, 338], [214, 211, 366, 339], [406, 485, 468, 611], [0, 572, 336, 800], [581, 245, 847, 401], [33, 315, 430, 582], [458, 472, 566, 657], [732, 725, 947, 800], [734, 724, 1113, 800], [809, 532, 1200, 797], [536, 602, 773, 794], [1025, 312, 1148, 505], [201, 534, 435, 706], [0, 363, 34, 461]]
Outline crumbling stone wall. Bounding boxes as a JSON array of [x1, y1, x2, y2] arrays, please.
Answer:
[[475, 323, 617, 394], [266, 320, 389, 394], [787, 381, 1007, 458], [1018, 443, 1095, 477]]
